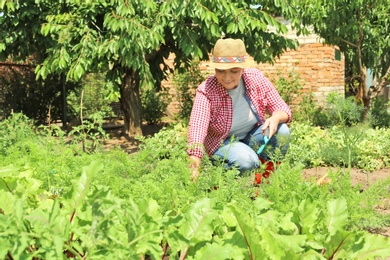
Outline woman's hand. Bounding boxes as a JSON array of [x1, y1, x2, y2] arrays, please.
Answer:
[[189, 156, 201, 181], [261, 111, 289, 137]]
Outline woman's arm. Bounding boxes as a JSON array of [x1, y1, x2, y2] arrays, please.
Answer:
[[261, 111, 289, 137]]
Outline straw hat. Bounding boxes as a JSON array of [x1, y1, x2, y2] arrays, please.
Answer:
[[209, 38, 255, 70]]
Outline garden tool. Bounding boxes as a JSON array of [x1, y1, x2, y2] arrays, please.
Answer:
[[256, 128, 270, 155]]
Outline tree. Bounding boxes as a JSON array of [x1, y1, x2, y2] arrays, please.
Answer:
[[1, 0, 301, 136], [0, 1, 81, 126], [297, 0, 390, 119]]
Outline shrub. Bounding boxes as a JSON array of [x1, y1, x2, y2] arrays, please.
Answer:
[[272, 69, 303, 106], [172, 59, 206, 122], [0, 113, 36, 156], [293, 92, 319, 124], [368, 95, 390, 128], [309, 92, 364, 128], [67, 73, 117, 122], [141, 86, 170, 125], [325, 92, 363, 126]]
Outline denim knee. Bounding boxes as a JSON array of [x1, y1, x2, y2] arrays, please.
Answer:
[[277, 123, 290, 137], [233, 152, 260, 172]]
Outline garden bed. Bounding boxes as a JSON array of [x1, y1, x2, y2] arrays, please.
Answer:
[[103, 121, 390, 237]]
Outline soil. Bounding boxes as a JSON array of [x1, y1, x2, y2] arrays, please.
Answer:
[[103, 121, 390, 237]]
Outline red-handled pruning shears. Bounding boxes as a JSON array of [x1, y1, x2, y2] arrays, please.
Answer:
[[257, 128, 270, 155]]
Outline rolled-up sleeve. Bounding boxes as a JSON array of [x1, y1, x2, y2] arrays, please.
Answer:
[[264, 79, 292, 123], [187, 89, 211, 158]]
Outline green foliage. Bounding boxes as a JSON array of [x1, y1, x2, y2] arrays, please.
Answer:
[[1, 160, 389, 259], [0, 0, 52, 62], [297, 0, 390, 122], [141, 86, 170, 125], [368, 95, 390, 128], [325, 93, 363, 126], [309, 92, 364, 128], [270, 70, 325, 126], [297, 0, 390, 79], [287, 121, 390, 170], [272, 69, 303, 106], [173, 59, 206, 122], [0, 113, 36, 156], [67, 73, 117, 120], [295, 93, 367, 169], [0, 117, 389, 258], [68, 112, 109, 153], [293, 93, 320, 124], [1, 0, 301, 135]]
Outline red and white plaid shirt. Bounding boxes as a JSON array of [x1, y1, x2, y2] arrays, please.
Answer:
[[187, 68, 291, 158]]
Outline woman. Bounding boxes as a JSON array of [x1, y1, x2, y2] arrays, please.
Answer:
[[187, 38, 291, 180]]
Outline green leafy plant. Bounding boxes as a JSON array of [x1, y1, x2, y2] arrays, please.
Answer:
[[272, 69, 303, 106], [0, 111, 389, 259], [293, 92, 320, 124], [369, 95, 390, 128], [173, 59, 206, 122], [0, 113, 36, 156], [1, 162, 389, 259], [68, 112, 108, 153], [67, 73, 117, 120], [287, 120, 390, 170], [141, 86, 170, 125]]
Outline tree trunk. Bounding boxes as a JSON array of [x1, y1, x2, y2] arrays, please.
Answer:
[[359, 67, 370, 121], [120, 68, 143, 136], [355, 25, 370, 121]]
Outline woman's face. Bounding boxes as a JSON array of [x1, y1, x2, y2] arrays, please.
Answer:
[[215, 68, 243, 90]]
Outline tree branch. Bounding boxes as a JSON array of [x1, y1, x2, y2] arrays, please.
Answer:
[[339, 37, 358, 48]]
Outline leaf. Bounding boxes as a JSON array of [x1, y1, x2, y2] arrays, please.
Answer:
[[300, 249, 326, 259], [297, 198, 320, 234], [126, 198, 164, 258], [14, 199, 24, 221], [73, 63, 85, 81], [0, 165, 19, 178], [139, 197, 162, 221], [130, 198, 163, 258], [229, 203, 267, 259], [253, 196, 273, 210], [324, 198, 347, 236], [0, 190, 16, 214], [25, 209, 49, 228], [0, 0, 6, 9], [177, 198, 218, 251], [227, 22, 237, 33], [220, 230, 248, 250], [220, 206, 237, 227], [279, 212, 300, 234], [259, 228, 306, 259], [67, 161, 103, 216], [354, 233, 390, 259], [324, 229, 355, 259], [193, 242, 244, 260]]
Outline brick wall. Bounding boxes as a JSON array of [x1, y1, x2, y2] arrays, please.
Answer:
[[255, 43, 345, 106]]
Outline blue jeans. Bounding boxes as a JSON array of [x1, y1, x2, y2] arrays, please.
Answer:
[[212, 123, 290, 172]]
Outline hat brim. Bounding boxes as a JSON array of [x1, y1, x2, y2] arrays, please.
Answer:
[[208, 56, 255, 70]]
